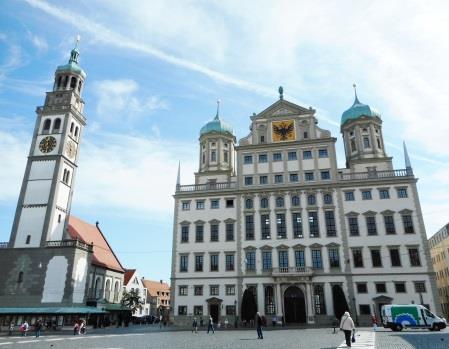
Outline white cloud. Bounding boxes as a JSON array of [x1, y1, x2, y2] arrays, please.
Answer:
[[29, 34, 48, 53], [93, 79, 168, 120]]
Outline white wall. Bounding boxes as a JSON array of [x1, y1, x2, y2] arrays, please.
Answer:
[[14, 207, 46, 247]]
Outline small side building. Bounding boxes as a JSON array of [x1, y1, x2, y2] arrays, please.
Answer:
[[123, 269, 150, 317], [142, 279, 170, 318]]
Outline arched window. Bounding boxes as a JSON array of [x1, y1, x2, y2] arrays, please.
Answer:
[[211, 151, 216, 162], [57, 76, 62, 88], [63, 169, 67, 183], [70, 76, 77, 89], [74, 126, 79, 138], [70, 122, 74, 134], [307, 195, 316, 206], [276, 197, 284, 208], [105, 279, 111, 300], [314, 285, 326, 315], [377, 138, 381, 149], [114, 281, 120, 302], [17, 271, 23, 283], [66, 170, 70, 184], [63, 76, 69, 88], [78, 80, 82, 93], [43, 119, 51, 131], [245, 198, 253, 209], [323, 194, 333, 205], [202, 153, 205, 164], [291, 196, 300, 206], [53, 118, 61, 132], [94, 277, 101, 298], [260, 198, 269, 209], [351, 139, 356, 152], [264, 286, 275, 315]]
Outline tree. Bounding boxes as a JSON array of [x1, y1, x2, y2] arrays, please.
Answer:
[[241, 289, 257, 322], [121, 289, 143, 315]]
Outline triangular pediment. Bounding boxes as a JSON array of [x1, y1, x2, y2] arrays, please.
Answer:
[[254, 99, 314, 120], [276, 244, 289, 250]]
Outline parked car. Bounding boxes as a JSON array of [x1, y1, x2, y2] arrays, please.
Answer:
[[382, 304, 446, 331]]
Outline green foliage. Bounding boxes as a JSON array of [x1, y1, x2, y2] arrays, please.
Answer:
[[121, 289, 143, 314]]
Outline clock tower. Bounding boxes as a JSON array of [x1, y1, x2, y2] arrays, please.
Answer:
[[9, 41, 87, 248]]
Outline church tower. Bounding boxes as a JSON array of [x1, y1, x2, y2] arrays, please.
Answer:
[[340, 84, 391, 171], [9, 39, 87, 248], [195, 101, 236, 184]]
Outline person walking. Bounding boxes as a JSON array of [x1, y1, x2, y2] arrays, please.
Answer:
[[200, 317, 204, 328], [192, 317, 198, 334], [8, 322, 14, 336], [371, 314, 378, 331], [34, 320, 42, 338], [207, 315, 215, 334], [340, 311, 355, 348], [21, 321, 29, 337], [73, 321, 79, 335], [256, 312, 263, 339]]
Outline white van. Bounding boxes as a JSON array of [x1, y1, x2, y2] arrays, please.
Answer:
[[382, 304, 446, 331]]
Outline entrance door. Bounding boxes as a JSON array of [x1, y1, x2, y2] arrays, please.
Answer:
[[210, 304, 219, 323], [284, 286, 306, 323], [332, 285, 349, 320]]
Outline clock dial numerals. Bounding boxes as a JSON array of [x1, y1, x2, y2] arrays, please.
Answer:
[[272, 120, 296, 142], [65, 140, 76, 159], [39, 136, 57, 153]]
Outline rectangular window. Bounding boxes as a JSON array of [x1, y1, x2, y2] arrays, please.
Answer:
[[225, 254, 234, 271], [210, 224, 219, 242], [195, 255, 203, 272], [194, 306, 203, 315], [226, 305, 236, 315], [328, 248, 340, 268], [277, 213, 286, 238], [395, 282, 406, 293], [321, 171, 331, 180], [363, 137, 370, 148], [362, 190, 372, 200], [292, 213, 303, 238], [258, 154, 268, 163], [357, 283, 368, 293], [409, 248, 421, 266], [245, 215, 254, 240], [414, 282, 426, 293], [403, 215, 414, 233], [348, 217, 359, 236], [210, 285, 219, 296], [210, 199, 219, 209], [289, 173, 299, 182], [295, 250, 305, 267], [180, 255, 188, 272], [244, 176, 253, 185], [196, 201, 205, 209], [305, 172, 314, 181], [319, 149, 328, 158], [303, 150, 312, 159], [366, 216, 377, 235], [182, 202, 190, 211], [259, 175, 268, 184], [262, 251, 272, 270], [397, 188, 408, 198], [181, 226, 189, 243], [278, 250, 289, 268], [178, 306, 187, 315], [376, 283, 387, 293], [311, 249, 322, 269], [345, 191, 355, 201], [353, 249, 364, 268], [210, 254, 219, 271], [195, 225, 204, 242], [359, 305, 371, 315], [25, 235, 31, 244], [379, 189, 390, 199], [325, 211, 336, 237], [226, 285, 236, 295], [261, 214, 271, 239], [274, 174, 283, 183], [309, 211, 319, 237], [226, 199, 234, 208], [226, 223, 234, 241], [288, 151, 297, 160], [244, 155, 253, 164], [179, 285, 188, 296], [390, 248, 401, 266], [273, 153, 282, 161], [194, 286, 203, 296], [246, 251, 256, 271], [371, 249, 382, 267], [384, 215, 396, 234]]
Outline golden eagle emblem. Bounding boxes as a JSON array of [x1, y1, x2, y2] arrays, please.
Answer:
[[272, 120, 295, 142]]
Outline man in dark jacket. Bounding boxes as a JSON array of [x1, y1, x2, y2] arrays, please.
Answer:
[[256, 312, 263, 339]]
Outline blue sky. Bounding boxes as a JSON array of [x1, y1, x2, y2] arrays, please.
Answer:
[[1, 0, 449, 283]]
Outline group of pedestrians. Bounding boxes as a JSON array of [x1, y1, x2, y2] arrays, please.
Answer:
[[73, 320, 87, 335], [8, 320, 43, 338]]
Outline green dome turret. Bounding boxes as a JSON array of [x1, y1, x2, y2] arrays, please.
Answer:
[[341, 84, 380, 125], [200, 100, 234, 137], [56, 37, 86, 79]]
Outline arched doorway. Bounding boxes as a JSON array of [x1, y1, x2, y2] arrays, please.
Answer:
[[284, 286, 306, 323], [332, 285, 349, 320]]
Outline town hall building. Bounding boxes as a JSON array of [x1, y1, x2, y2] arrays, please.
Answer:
[[170, 87, 438, 326]]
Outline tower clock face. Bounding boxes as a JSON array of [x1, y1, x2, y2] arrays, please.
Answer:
[[65, 140, 77, 159], [39, 136, 57, 153], [272, 120, 296, 142]]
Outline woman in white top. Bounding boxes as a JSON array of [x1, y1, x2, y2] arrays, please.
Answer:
[[339, 311, 355, 348]]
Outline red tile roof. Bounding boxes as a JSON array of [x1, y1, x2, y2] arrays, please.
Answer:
[[124, 269, 136, 286], [68, 216, 124, 273], [142, 279, 170, 299]]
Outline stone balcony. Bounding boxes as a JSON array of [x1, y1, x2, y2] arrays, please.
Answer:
[[45, 239, 93, 252], [272, 266, 314, 277], [176, 181, 237, 193], [338, 168, 413, 181]]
